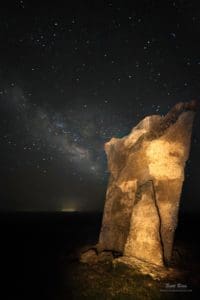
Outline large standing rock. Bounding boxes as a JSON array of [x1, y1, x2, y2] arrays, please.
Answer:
[[98, 101, 197, 268]]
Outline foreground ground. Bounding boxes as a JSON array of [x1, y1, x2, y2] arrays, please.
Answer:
[[62, 260, 197, 300], [0, 212, 199, 299]]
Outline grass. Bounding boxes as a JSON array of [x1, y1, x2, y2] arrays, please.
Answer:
[[62, 260, 181, 300]]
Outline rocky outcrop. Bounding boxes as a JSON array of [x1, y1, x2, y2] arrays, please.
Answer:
[[79, 247, 115, 264], [98, 101, 197, 270]]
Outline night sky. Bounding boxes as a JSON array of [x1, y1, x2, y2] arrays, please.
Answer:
[[0, 1, 200, 212]]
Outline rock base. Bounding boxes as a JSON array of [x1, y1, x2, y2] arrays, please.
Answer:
[[113, 256, 184, 280], [80, 247, 115, 265]]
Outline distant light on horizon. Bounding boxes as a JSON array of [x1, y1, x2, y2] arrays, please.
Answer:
[[61, 207, 78, 212]]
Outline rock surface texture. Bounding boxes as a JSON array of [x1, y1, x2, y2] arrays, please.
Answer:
[[98, 101, 197, 269]]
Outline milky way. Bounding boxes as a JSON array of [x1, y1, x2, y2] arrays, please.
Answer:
[[1, 85, 134, 177]]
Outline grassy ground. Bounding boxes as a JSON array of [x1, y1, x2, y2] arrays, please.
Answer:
[[62, 259, 194, 300]]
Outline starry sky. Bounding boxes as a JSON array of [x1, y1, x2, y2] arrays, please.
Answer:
[[0, 0, 200, 212]]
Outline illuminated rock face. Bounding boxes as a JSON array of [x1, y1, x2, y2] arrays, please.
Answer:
[[98, 101, 197, 267]]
